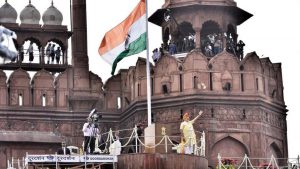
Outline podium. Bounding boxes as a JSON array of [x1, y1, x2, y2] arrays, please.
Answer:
[[144, 123, 175, 153]]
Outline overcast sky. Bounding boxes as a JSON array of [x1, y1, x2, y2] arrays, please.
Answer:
[[5, 0, 299, 158]]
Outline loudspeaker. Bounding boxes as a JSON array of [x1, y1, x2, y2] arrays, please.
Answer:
[[162, 84, 168, 94]]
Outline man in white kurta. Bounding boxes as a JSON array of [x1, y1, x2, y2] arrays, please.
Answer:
[[180, 110, 203, 154], [82, 118, 99, 154]]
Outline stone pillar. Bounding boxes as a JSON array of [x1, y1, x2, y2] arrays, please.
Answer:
[[71, 0, 89, 89], [194, 27, 201, 49], [40, 46, 44, 64], [63, 49, 67, 65], [70, 0, 99, 111]]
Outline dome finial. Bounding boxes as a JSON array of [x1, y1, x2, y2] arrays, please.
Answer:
[[5, 0, 7, 3], [51, 0, 53, 6], [29, 0, 31, 4]]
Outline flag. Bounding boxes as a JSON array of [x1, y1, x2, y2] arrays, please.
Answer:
[[98, 0, 147, 75]]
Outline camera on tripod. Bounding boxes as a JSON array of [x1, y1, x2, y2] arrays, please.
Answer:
[[88, 108, 102, 127]]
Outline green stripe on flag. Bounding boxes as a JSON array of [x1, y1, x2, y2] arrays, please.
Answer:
[[111, 32, 147, 75]]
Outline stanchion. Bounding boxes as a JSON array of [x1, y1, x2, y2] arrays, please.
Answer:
[[84, 152, 87, 169], [55, 153, 58, 169], [134, 125, 138, 153]]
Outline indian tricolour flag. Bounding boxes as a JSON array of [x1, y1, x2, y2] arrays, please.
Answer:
[[98, 0, 147, 75]]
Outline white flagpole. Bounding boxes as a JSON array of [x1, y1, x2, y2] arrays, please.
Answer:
[[145, 0, 152, 127]]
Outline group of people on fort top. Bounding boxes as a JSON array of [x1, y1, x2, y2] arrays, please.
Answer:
[[0, 25, 63, 64], [18, 41, 62, 64], [44, 42, 62, 64], [151, 32, 245, 63], [202, 33, 245, 60]]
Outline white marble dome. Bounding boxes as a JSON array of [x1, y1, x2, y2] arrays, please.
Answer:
[[20, 3, 41, 24], [42, 3, 63, 25], [0, 1, 17, 23]]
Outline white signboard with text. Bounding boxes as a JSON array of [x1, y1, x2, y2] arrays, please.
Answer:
[[25, 154, 117, 164]]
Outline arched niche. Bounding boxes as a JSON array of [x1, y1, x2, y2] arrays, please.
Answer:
[[210, 136, 249, 167], [183, 51, 208, 71], [8, 69, 31, 106], [155, 55, 179, 76], [241, 52, 263, 73], [89, 71, 103, 93], [32, 69, 55, 107], [0, 70, 7, 105], [266, 142, 283, 165], [135, 57, 148, 78], [209, 52, 240, 72], [182, 51, 209, 91], [54, 69, 69, 108]]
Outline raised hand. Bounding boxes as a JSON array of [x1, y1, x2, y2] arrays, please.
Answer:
[[198, 110, 203, 116]]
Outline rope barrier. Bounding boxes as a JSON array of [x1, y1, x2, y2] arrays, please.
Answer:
[[217, 153, 285, 169], [102, 126, 206, 156]]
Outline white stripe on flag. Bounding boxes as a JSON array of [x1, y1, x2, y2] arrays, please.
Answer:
[[101, 14, 146, 65]]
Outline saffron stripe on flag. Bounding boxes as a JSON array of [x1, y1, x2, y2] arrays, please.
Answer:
[[99, 0, 146, 55], [100, 14, 146, 65]]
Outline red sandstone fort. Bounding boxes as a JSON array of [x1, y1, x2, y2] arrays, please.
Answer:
[[0, 0, 288, 168]]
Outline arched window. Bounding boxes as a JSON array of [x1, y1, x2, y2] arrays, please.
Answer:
[[163, 27, 170, 49], [151, 77, 154, 96], [117, 97, 121, 109], [45, 41, 64, 65], [241, 73, 244, 92], [22, 39, 41, 64], [175, 22, 195, 53], [193, 76, 198, 89], [200, 20, 222, 57], [179, 74, 183, 92], [42, 94, 46, 107], [137, 83, 141, 96], [18, 94, 23, 106]]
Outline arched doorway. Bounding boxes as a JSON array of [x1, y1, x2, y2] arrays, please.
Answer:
[[200, 20, 222, 57], [21, 38, 42, 64], [210, 136, 248, 168], [44, 39, 65, 65], [163, 27, 170, 50], [266, 142, 283, 165], [170, 21, 195, 54]]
